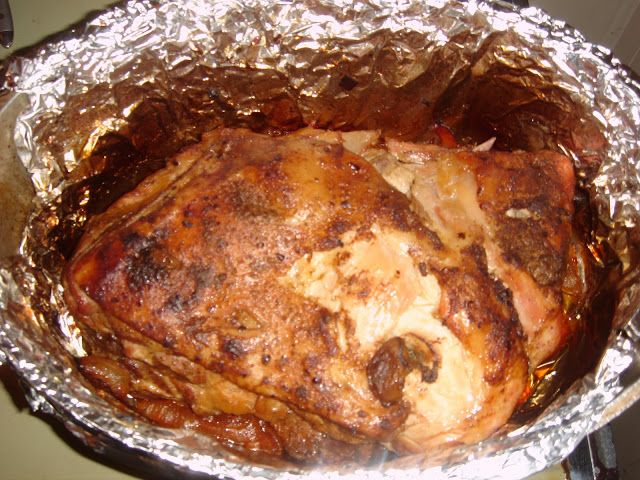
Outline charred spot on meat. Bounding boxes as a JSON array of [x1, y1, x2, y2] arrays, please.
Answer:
[[367, 335, 439, 406]]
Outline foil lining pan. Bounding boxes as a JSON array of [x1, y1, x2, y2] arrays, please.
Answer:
[[1, 0, 640, 478]]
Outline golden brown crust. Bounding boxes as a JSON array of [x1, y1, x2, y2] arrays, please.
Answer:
[[474, 150, 575, 289], [65, 129, 446, 440], [63, 128, 576, 462]]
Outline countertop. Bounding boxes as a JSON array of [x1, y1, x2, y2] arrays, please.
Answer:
[[0, 365, 140, 480]]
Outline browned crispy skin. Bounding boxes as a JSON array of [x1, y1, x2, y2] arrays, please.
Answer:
[[475, 150, 575, 288], [71, 288, 379, 464], [64, 128, 541, 458], [66, 129, 426, 438], [373, 139, 575, 366], [474, 149, 575, 363], [78, 351, 379, 464], [78, 354, 286, 461]]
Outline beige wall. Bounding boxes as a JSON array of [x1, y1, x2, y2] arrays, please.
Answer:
[[531, 0, 640, 73]]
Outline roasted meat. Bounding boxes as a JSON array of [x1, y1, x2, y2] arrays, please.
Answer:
[[63, 127, 577, 461]]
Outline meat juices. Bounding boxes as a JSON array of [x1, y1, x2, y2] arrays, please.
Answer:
[[63, 128, 577, 462]]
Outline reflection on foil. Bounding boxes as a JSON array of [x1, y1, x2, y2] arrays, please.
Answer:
[[0, 0, 639, 479]]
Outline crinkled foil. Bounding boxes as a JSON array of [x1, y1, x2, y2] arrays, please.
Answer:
[[1, 0, 640, 478]]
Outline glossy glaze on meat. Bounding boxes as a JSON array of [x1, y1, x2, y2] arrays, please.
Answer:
[[63, 127, 577, 462]]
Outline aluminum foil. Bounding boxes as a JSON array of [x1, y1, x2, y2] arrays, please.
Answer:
[[1, 0, 640, 478]]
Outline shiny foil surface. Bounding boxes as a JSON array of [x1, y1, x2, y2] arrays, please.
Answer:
[[1, 0, 640, 478]]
